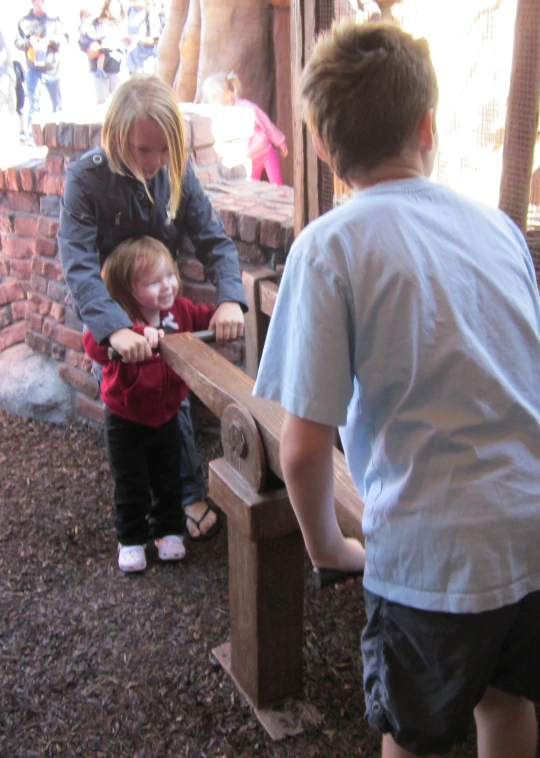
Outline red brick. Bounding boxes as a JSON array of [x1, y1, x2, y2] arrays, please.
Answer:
[[30, 291, 52, 315], [30, 274, 48, 295], [0, 321, 26, 350], [0, 280, 25, 305], [194, 145, 220, 167], [9, 259, 32, 279], [0, 306, 11, 329], [32, 124, 45, 147], [26, 311, 44, 332], [0, 170, 5, 190], [5, 168, 21, 192], [66, 348, 92, 372], [42, 259, 64, 281], [89, 124, 102, 148], [178, 256, 205, 282], [33, 165, 48, 193], [4, 192, 41, 214], [0, 211, 14, 233], [184, 110, 215, 148], [14, 214, 39, 237], [36, 237, 57, 257], [12, 300, 31, 320], [2, 235, 36, 259], [238, 213, 260, 243], [37, 216, 60, 238], [18, 159, 45, 191], [43, 174, 65, 197], [50, 302, 65, 323], [0, 260, 9, 277], [53, 323, 83, 352], [218, 208, 238, 238], [59, 363, 100, 399], [45, 153, 65, 174], [43, 123, 58, 148], [42, 316, 55, 338], [25, 329, 50, 355], [182, 281, 217, 307], [260, 219, 283, 249], [234, 240, 266, 264], [73, 124, 90, 151], [75, 394, 105, 425]]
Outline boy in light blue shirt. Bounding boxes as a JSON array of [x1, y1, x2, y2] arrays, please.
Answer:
[[253, 20, 540, 758]]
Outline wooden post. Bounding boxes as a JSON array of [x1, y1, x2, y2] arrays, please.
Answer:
[[242, 267, 280, 379], [210, 402, 304, 711]]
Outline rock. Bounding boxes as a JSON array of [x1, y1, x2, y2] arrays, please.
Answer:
[[0, 343, 73, 424]]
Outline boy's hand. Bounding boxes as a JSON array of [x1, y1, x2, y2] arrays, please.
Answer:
[[209, 302, 244, 345], [108, 327, 152, 362], [143, 326, 164, 348]]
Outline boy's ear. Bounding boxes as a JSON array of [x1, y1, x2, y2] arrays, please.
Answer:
[[418, 108, 436, 151], [311, 131, 329, 164]]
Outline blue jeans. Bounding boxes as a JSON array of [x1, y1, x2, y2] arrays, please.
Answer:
[[26, 66, 62, 133]]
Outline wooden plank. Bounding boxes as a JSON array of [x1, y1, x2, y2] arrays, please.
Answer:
[[292, 0, 307, 237], [242, 268, 280, 379], [259, 279, 279, 318], [499, 0, 540, 231], [160, 332, 365, 541], [213, 643, 319, 741]]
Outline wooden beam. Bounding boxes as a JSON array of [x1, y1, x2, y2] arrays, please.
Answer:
[[160, 332, 364, 541]]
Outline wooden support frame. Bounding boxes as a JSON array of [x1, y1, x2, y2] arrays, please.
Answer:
[[159, 333, 364, 732]]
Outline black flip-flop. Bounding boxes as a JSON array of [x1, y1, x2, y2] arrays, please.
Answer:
[[184, 504, 223, 542], [312, 567, 364, 592]]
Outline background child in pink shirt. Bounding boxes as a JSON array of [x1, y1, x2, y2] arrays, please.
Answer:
[[203, 71, 288, 185]]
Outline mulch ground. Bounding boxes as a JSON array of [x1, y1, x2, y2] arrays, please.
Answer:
[[1, 408, 532, 758]]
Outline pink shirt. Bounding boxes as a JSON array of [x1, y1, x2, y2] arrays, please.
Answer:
[[235, 97, 287, 160]]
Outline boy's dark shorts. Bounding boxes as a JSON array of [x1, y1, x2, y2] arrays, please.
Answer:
[[362, 587, 540, 756]]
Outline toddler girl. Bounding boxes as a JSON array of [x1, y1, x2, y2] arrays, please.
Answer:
[[202, 71, 288, 185], [83, 236, 216, 572]]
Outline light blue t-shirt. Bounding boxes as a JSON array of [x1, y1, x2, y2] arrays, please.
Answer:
[[253, 177, 540, 613]]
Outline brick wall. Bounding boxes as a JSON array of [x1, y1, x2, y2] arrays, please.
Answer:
[[0, 106, 294, 425]]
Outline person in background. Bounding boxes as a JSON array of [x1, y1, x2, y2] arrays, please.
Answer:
[[83, 237, 218, 572], [254, 19, 540, 758], [11, 49, 27, 143], [126, 0, 161, 75], [59, 75, 247, 543], [15, 0, 68, 141], [203, 71, 288, 186], [79, 0, 128, 105]]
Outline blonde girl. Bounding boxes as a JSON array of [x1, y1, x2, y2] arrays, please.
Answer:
[[60, 75, 246, 542]]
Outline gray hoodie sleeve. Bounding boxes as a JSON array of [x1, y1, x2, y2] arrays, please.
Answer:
[[179, 163, 248, 311], [58, 165, 132, 344]]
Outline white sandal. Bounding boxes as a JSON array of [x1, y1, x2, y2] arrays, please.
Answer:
[[118, 544, 146, 572], [155, 535, 186, 562]]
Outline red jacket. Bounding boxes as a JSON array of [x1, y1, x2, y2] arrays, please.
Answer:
[[83, 297, 216, 428]]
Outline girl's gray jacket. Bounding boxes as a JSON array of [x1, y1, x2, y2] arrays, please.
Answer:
[[59, 148, 247, 344]]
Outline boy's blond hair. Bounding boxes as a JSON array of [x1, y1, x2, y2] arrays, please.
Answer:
[[301, 21, 438, 184], [102, 237, 182, 323], [101, 76, 186, 220]]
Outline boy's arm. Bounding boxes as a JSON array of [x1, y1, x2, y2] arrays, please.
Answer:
[[281, 412, 365, 571]]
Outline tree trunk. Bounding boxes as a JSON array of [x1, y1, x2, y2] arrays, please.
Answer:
[[157, 0, 274, 115], [156, 0, 190, 86], [174, 0, 201, 101]]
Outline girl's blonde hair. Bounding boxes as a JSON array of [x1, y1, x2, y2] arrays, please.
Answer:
[[202, 71, 242, 105], [101, 76, 186, 220], [102, 236, 182, 323]]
